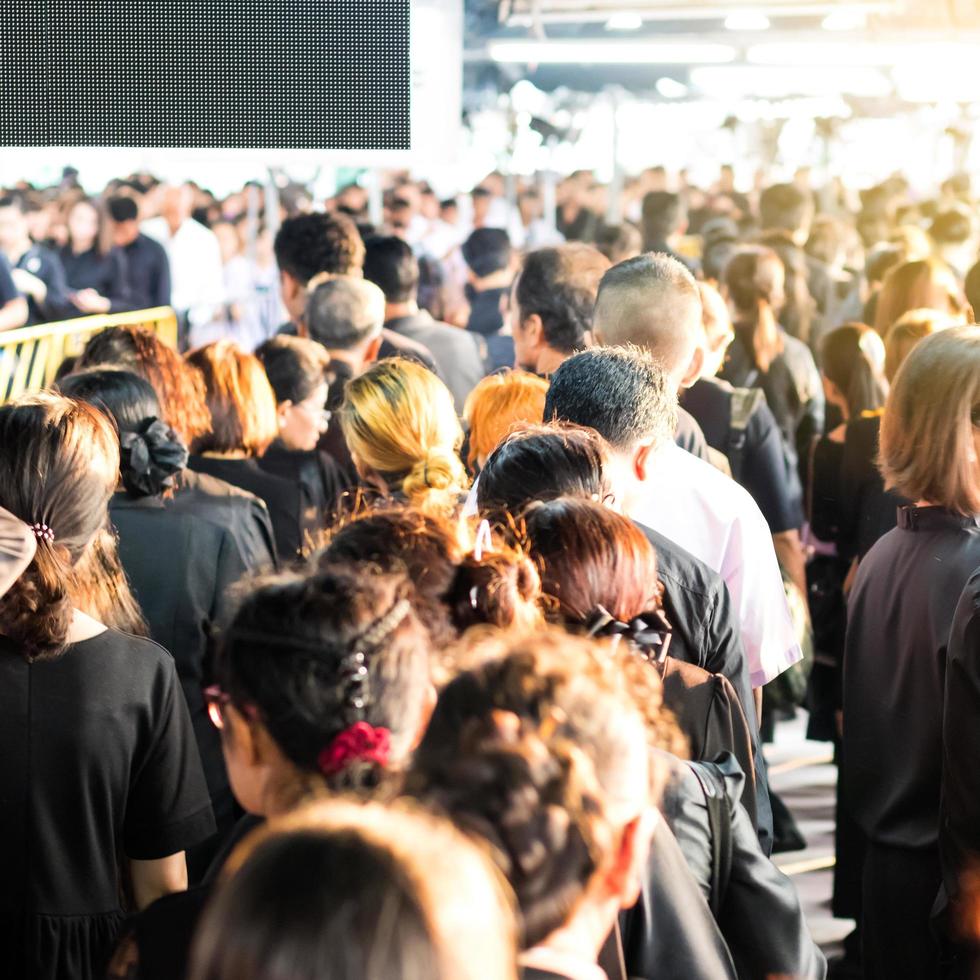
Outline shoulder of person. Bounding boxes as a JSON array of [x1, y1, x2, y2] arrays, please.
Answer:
[[635, 517, 726, 603]]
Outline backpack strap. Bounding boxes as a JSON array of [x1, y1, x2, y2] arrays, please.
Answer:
[[686, 761, 735, 918], [726, 386, 765, 484]]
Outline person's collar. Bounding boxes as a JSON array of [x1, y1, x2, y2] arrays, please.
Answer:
[[519, 947, 607, 980], [384, 299, 419, 322], [534, 346, 570, 378], [896, 504, 980, 532], [325, 349, 361, 374], [110, 491, 165, 510], [471, 269, 512, 292]]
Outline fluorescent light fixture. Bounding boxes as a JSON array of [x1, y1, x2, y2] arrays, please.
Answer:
[[691, 65, 891, 98], [724, 12, 771, 31], [656, 77, 690, 98], [487, 40, 737, 65], [749, 42, 980, 68], [605, 12, 643, 31], [821, 9, 867, 30]]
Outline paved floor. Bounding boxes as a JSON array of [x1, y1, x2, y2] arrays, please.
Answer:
[[766, 711, 855, 962]]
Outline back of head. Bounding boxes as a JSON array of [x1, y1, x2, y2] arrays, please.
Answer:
[[273, 211, 365, 285], [724, 245, 784, 314], [640, 190, 684, 247], [363, 235, 419, 303], [0, 393, 119, 661], [255, 335, 329, 405], [106, 194, 139, 224], [477, 422, 611, 521], [187, 341, 279, 457], [594, 222, 642, 265], [544, 346, 678, 452], [591, 253, 702, 382], [880, 325, 980, 515], [523, 497, 659, 626], [514, 244, 611, 355], [820, 324, 888, 418], [759, 183, 812, 235], [930, 207, 975, 247], [219, 566, 431, 789], [78, 325, 212, 445], [190, 799, 516, 980], [463, 371, 550, 470], [462, 228, 512, 278], [340, 359, 468, 516], [58, 368, 188, 498], [305, 277, 386, 351], [873, 257, 965, 336], [884, 308, 956, 383]]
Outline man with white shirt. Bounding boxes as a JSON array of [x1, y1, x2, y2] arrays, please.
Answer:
[[544, 345, 801, 698], [141, 184, 224, 348]]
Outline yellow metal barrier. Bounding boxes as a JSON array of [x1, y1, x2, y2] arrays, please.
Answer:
[[0, 307, 178, 403]]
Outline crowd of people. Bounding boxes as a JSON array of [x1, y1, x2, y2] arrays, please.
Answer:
[[2, 159, 980, 980]]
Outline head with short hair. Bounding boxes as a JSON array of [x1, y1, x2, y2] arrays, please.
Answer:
[[78, 325, 212, 445], [591, 253, 703, 387], [820, 324, 888, 419], [595, 222, 643, 265], [511, 244, 611, 366], [462, 228, 512, 278], [545, 346, 678, 454], [106, 194, 139, 224], [883, 308, 956, 383], [0, 393, 119, 661], [476, 422, 612, 522], [189, 798, 517, 980], [0, 192, 31, 250], [340, 359, 468, 516], [305, 277, 386, 352], [187, 341, 279, 457], [363, 235, 419, 304], [880, 325, 980, 515], [274, 211, 365, 285], [463, 370, 550, 471], [759, 183, 813, 238], [873, 257, 966, 336], [930, 207, 975, 247], [640, 191, 685, 248], [214, 566, 431, 810]]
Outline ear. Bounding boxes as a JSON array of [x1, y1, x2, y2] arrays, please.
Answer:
[[277, 400, 293, 428], [604, 809, 658, 908], [521, 312, 545, 350], [679, 345, 704, 389], [633, 440, 657, 482], [363, 334, 383, 365], [225, 704, 262, 767]]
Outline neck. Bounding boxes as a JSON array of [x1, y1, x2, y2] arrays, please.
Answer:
[[73, 239, 95, 255], [385, 299, 418, 321], [67, 608, 108, 644], [534, 895, 618, 968], [535, 346, 569, 378], [201, 449, 249, 460], [472, 269, 511, 292], [326, 348, 363, 373]]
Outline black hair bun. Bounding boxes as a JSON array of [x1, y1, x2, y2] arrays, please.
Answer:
[[120, 417, 188, 498]]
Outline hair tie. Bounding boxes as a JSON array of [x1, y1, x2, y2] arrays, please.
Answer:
[[29, 522, 54, 543], [119, 417, 189, 497], [317, 721, 391, 777], [586, 604, 673, 664]]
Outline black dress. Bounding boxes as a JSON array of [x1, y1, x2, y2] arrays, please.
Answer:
[[109, 494, 248, 851], [0, 628, 215, 980], [257, 442, 347, 549], [186, 455, 302, 562]]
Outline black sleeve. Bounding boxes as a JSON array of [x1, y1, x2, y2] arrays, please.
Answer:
[[124, 653, 216, 859], [152, 242, 172, 308], [106, 248, 133, 313], [0, 254, 19, 306], [674, 406, 713, 463], [941, 572, 980, 908], [741, 402, 803, 534], [837, 420, 872, 563], [701, 583, 773, 854], [704, 675, 758, 829], [38, 251, 75, 321]]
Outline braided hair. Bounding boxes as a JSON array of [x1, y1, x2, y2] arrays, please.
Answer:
[[217, 566, 430, 792]]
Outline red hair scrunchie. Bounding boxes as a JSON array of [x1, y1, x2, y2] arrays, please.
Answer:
[[317, 721, 391, 777]]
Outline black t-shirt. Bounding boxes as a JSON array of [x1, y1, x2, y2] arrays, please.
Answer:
[[0, 628, 215, 980], [0, 253, 19, 306], [123, 233, 172, 310], [843, 507, 980, 849], [682, 377, 803, 533], [58, 245, 132, 313], [12, 244, 73, 324]]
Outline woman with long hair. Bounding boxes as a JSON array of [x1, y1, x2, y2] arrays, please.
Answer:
[[721, 245, 825, 471], [340, 358, 470, 518], [59, 196, 132, 315], [842, 326, 980, 978], [0, 393, 214, 980], [872, 256, 968, 337]]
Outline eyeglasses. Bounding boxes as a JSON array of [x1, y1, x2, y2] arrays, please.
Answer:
[[203, 685, 232, 730]]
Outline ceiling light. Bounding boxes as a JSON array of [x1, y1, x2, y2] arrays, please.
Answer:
[[487, 40, 738, 65], [656, 77, 689, 99], [724, 12, 771, 31], [691, 65, 891, 98], [605, 13, 643, 31], [821, 10, 867, 31]]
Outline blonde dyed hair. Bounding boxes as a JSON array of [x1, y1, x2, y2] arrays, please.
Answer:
[[463, 370, 549, 469], [341, 358, 469, 516], [880, 325, 980, 515]]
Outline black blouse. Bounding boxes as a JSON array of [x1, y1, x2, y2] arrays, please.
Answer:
[[0, 628, 215, 980], [58, 245, 132, 314], [843, 506, 980, 849]]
